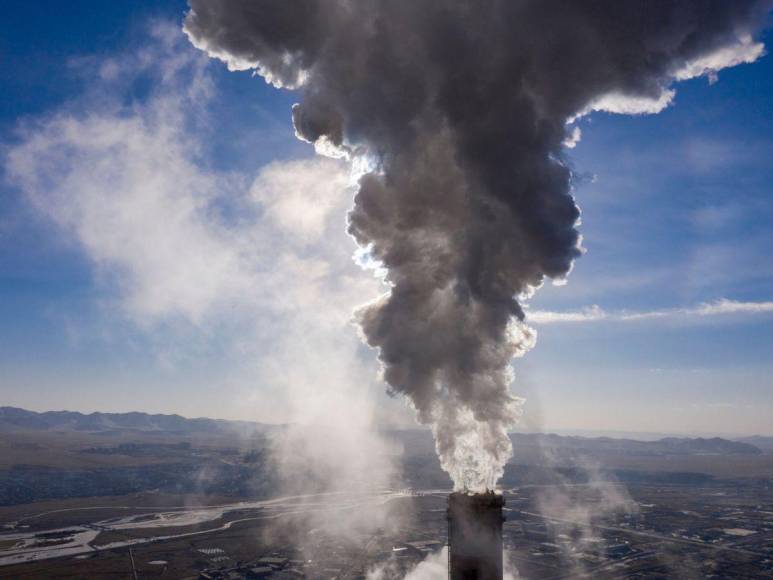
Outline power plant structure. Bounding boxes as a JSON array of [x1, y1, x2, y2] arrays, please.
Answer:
[[447, 491, 505, 580]]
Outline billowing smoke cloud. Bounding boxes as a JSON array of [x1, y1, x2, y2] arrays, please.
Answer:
[[184, 0, 770, 491]]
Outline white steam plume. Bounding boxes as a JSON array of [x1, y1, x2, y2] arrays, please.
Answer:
[[4, 21, 397, 533], [366, 547, 520, 580]]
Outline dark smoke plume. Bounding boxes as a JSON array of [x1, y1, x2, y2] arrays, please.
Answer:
[[185, 0, 770, 490]]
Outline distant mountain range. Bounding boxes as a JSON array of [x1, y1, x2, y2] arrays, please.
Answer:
[[0, 406, 765, 455], [387, 428, 764, 458], [736, 435, 773, 453], [510, 432, 763, 456], [0, 406, 275, 435]]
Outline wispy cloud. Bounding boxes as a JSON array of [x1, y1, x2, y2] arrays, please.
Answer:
[[527, 298, 773, 324], [3, 21, 399, 507], [4, 22, 367, 332]]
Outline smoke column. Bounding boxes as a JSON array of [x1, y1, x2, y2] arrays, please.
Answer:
[[184, 0, 770, 492]]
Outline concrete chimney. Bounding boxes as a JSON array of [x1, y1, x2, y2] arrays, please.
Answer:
[[447, 491, 504, 580]]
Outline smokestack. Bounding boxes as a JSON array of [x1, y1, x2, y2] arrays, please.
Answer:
[[447, 491, 504, 580]]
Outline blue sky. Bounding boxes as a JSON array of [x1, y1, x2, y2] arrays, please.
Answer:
[[1, 2, 772, 436]]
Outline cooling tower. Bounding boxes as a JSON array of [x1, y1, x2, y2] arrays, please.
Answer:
[[447, 491, 504, 580]]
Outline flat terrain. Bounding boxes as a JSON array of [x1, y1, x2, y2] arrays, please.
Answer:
[[2, 410, 773, 578], [1, 482, 772, 579]]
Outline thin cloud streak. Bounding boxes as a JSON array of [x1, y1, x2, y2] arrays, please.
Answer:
[[527, 298, 773, 324]]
